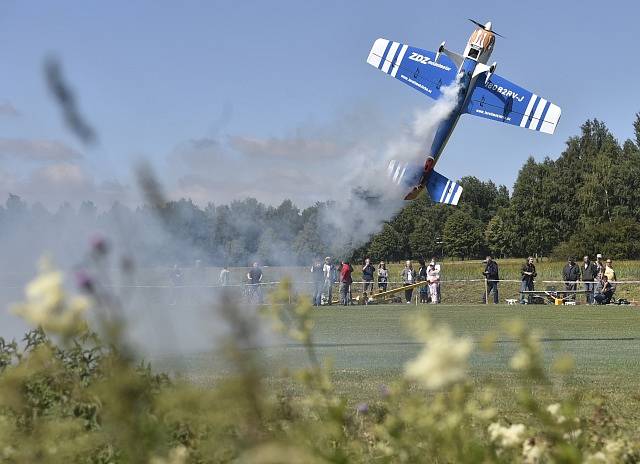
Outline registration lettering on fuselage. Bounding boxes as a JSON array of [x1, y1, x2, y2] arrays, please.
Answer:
[[484, 81, 525, 102]]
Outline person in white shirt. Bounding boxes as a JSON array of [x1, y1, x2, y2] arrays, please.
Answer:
[[219, 266, 230, 286], [377, 261, 389, 292], [427, 261, 440, 304], [430, 257, 442, 303], [322, 256, 334, 304], [401, 260, 415, 303]]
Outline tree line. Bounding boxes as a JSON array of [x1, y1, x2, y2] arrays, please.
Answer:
[[354, 114, 640, 262], [2, 114, 640, 267]]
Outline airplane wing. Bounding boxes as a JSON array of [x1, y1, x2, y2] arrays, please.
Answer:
[[464, 73, 561, 134], [367, 38, 458, 100]]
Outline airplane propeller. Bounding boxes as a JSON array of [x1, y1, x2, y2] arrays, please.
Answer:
[[467, 19, 505, 38]]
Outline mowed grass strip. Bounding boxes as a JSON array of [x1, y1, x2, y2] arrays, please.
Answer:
[[154, 304, 640, 422]]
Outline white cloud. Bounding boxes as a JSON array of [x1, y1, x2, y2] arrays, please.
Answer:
[[0, 163, 132, 209], [0, 101, 19, 117], [0, 138, 82, 162]]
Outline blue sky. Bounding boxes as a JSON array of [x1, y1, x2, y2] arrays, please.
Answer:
[[0, 0, 639, 208]]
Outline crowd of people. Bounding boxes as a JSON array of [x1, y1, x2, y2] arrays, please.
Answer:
[[560, 254, 617, 304], [306, 257, 442, 306], [164, 253, 620, 307]]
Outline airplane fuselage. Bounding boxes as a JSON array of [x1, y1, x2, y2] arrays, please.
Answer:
[[425, 26, 495, 173]]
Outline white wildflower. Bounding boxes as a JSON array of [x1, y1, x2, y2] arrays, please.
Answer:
[[522, 437, 545, 463], [488, 422, 527, 449], [510, 349, 531, 370], [150, 445, 188, 464], [584, 451, 607, 464], [12, 258, 88, 335], [604, 439, 626, 458], [546, 403, 566, 424], [405, 325, 472, 390]]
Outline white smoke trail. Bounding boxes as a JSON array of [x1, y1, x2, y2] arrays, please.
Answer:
[[320, 82, 461, 255]]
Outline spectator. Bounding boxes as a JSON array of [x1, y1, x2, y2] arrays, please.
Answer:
[[520, 256, 537, 304], [595, 253, 605, 276], [594, 275, 614, 304], [581, 255, 598, 304], [247, 262, 263, 304], [219, 266, 230, 286], [430, 257, 442, 303], [377, 261, 389, 292], [562, 257, 580, 299], [310, 258, 324, 306], [418, 259, 429, 303], [482, 256, 499, 304], [339, 261, 354, 306], [604, 258, 617, 282], [401, 260, 415, 304], [322, 257, 334, 305], [362, 258, 375, 294], [427, 261, 440, 304], [169, 264, 183, 306]]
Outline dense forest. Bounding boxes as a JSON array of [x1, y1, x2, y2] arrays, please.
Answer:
[[1, 115, 640, 266]]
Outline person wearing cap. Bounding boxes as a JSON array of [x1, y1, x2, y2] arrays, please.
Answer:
[[595, 253, 605, 277], [581, 255, 598, 304], [322, 256, 334, 305], [562, 257, 580, 299], [482, 256, 499, 304]]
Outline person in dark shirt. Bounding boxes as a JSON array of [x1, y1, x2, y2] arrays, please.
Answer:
[[362, 258, 375, 294], [581, 255, 598, 304], [247, 262, 263, 304], [520, 256, 537, 304], [417, 259, 429, 303], [594, 275, 614, 304], [562, 257, 580, 300], [482, 256, 499, 304]]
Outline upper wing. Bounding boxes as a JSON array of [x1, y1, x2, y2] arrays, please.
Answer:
[[367, 38, 458, 100], [464, 73, 561, 134]]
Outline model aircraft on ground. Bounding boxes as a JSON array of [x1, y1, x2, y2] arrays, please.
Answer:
[[367, 20, 561, 203]]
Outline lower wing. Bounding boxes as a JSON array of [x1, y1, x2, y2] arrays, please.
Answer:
[[464, 73, 561, 134], [367, 38, 458, 100]]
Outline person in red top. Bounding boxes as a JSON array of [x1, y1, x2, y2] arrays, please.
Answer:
[[339, 260, 354, 306]]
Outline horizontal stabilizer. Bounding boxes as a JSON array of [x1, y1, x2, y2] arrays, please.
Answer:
[[387, 160, 462, 205], [426, 170, 463, 205]]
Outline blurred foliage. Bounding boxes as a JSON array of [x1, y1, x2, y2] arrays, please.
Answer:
[[3, 256, 640, 463]]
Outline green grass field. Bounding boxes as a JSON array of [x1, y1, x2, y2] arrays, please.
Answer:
[[153, 303, 640, 422]]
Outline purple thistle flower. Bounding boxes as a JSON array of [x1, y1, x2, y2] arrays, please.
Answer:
[[379, 384, 391, 398], [356, 403, 369, 414], [90, 235, 109, 255], [75, 269, 94, 293]]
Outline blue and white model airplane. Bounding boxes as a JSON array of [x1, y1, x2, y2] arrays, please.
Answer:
[[367, 19, 561, 203]]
